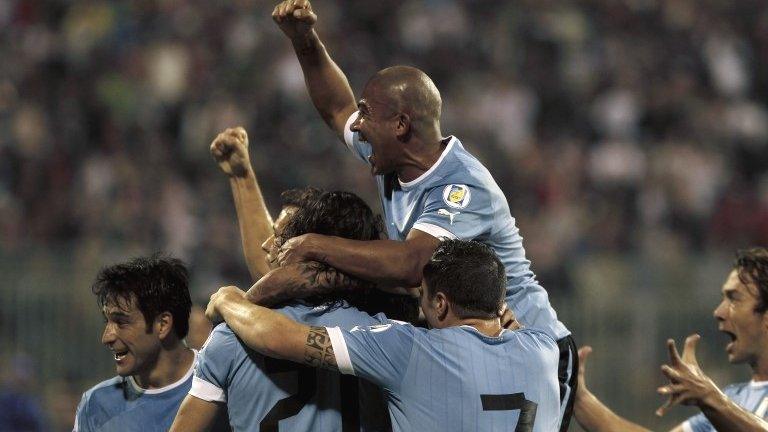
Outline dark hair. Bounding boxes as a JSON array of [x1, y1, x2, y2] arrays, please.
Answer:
[[280, 187, 323, 209], [92, 254, 192, 338], [422, 240, 506, 319], [734, 247, 768, 314], [279, 190, 418, 322]]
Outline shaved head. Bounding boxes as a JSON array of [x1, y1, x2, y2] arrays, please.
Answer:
[[364, 66, 442, 127]]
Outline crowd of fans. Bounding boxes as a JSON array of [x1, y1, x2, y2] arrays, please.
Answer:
[[2, 0, 768, 429]]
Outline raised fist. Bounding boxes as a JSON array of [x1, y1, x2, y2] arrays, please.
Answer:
[[272, 0, 317, 40], [210, 127, 251, 178]]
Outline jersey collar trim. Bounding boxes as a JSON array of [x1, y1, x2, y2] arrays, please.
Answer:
[[127, 349, 197, 394], [398, 136, 457, 189], [749, 379, 768, 388]]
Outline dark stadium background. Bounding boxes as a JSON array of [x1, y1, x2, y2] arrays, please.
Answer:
[[2, 0, 768, 429]]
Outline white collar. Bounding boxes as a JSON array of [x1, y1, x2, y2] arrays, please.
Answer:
[[398, 136, 457, 188], [128, 349, 197, 394]]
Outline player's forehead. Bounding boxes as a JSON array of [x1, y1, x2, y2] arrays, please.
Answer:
[[722, 269, 759, 298], [102, 293, 140, 316], [274, 205, 298, 232]]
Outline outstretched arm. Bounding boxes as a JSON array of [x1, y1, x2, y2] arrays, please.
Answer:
[[277, 229, 441, 288], [211, 127, 273, 280], [657, 335, 768, 432], [574, 347, 657, 432], [273, 0, 357, 141], [205, 286, 339, 371]]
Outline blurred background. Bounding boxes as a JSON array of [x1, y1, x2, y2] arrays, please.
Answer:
[[2, 0, 768, 430]]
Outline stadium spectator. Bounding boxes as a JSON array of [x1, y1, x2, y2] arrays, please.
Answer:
[[574, 247, 768, 431], [207, 239, 561, 431], [74, 255, 199, 431]]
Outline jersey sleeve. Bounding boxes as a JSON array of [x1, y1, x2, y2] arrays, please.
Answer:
[[412, 184, 494, 240], [189, 324, 237, 403], [326, 321, 416, 391], [343, 111, 373, 164], [73, 393, 89, 432], [681, 413, 711, 432]]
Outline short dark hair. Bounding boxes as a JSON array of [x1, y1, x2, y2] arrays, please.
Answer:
[[422, 240, 506, 319], [280, 187, 323, 209], [734, 247, 768, 314], [279, 190, 418, 322], [92, 254, 192, 338]]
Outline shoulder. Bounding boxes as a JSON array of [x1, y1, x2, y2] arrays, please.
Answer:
[[79, 376, 125, 408]]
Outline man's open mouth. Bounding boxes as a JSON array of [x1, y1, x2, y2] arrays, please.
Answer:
[[114, 350, 128, 361]]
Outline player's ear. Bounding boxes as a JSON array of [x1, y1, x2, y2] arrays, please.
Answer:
[[156, 311, 174, 340], [395, 113, 411, 142], [434, 292, 449, 321]]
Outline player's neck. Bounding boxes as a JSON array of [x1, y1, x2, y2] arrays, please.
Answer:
[[455, 317, 503, 337], [751, 353, 768, 381], [397, 136, 448, 183], [133, 343, 194, 390]]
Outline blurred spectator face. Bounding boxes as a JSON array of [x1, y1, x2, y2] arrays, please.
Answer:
[[261, 205, 298, 270], [100, 294, 164, 378], [350, 85, 402, 176], [713, 270, 768, 366]]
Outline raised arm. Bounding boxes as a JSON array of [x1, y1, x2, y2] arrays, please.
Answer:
[[205, 286, 339, 372], [277, 229, 441, 288], [574, 347, 655, 432], [169, 395, 225, 432], [211, 127, 273, 280], [273, 0, 357, 141]]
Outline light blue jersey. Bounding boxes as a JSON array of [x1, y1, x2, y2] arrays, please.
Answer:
[[73, 351, 196, 432], [344, 113, 569, 340], [191, 301, 391, 431], [682, 380, 768, 432], [327, 321, 561, 432]]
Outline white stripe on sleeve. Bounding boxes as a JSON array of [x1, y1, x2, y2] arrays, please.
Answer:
[[343, 111, 359, 152], [681, 420, 694, 432], [411, 223, 457, 240], [327, 326, 355, 376], [189, 376, 226, 402]]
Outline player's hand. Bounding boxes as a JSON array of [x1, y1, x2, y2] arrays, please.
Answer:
[[655, 334, 721, 416], [498, 303, 521, 330], [272, 0, 317, 41], [210, 127, 251, 178], [206, 285, 245, 323], [277, 233, 320, 266], [576, 345, 593, 397]]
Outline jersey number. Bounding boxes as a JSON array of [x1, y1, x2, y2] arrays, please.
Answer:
[[481, 393, 537, 432], [260, 358, 360, 431]]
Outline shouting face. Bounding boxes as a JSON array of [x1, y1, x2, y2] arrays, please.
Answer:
[[101, 294, 164, 378], [350, 85, 403, 176], [713, 270, 768, 366]]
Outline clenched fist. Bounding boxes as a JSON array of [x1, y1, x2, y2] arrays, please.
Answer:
[[272, 0, 317, 41], [210, 127, 251, 178]]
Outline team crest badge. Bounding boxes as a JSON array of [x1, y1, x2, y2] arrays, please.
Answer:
[[443, 184, 471, 209]]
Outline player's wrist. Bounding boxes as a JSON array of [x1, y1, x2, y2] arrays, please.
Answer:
[[291, 30, 320, 55]]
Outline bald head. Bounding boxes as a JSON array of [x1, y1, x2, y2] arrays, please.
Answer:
[[365, 66, 442, 127]]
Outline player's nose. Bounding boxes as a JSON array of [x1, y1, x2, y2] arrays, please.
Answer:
[[101, 323, 117, 345], [262, 235, 274, 253]]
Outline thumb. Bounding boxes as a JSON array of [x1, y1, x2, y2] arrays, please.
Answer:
[[578, 346, 593, 374]]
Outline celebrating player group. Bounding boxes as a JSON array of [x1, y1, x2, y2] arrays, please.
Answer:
[[73, 1, 768, 431]]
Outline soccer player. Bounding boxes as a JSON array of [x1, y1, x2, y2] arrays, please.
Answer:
[[74, 255, 197, 432], [574, 247, 768, 432], [265, 1, 576, 429], [207, 240, 561, 431], [170, 128, 417, 430]]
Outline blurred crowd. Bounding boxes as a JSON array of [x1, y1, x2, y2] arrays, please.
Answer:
[[3, 0, 768, 292], [2, 0, 768, 429]]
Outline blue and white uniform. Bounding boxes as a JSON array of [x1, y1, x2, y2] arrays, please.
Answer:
[[327, 321, 561, 432], [73, 351, 196, 432], [191, 301, 391, 431], [344, 113, 576, 429], [682, 380, 768, 432]]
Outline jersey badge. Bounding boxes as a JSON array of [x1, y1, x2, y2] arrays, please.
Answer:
[[443, 184, 471, 209]]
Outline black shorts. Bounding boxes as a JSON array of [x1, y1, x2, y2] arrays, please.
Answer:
[[557, 335, 578, 432]]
